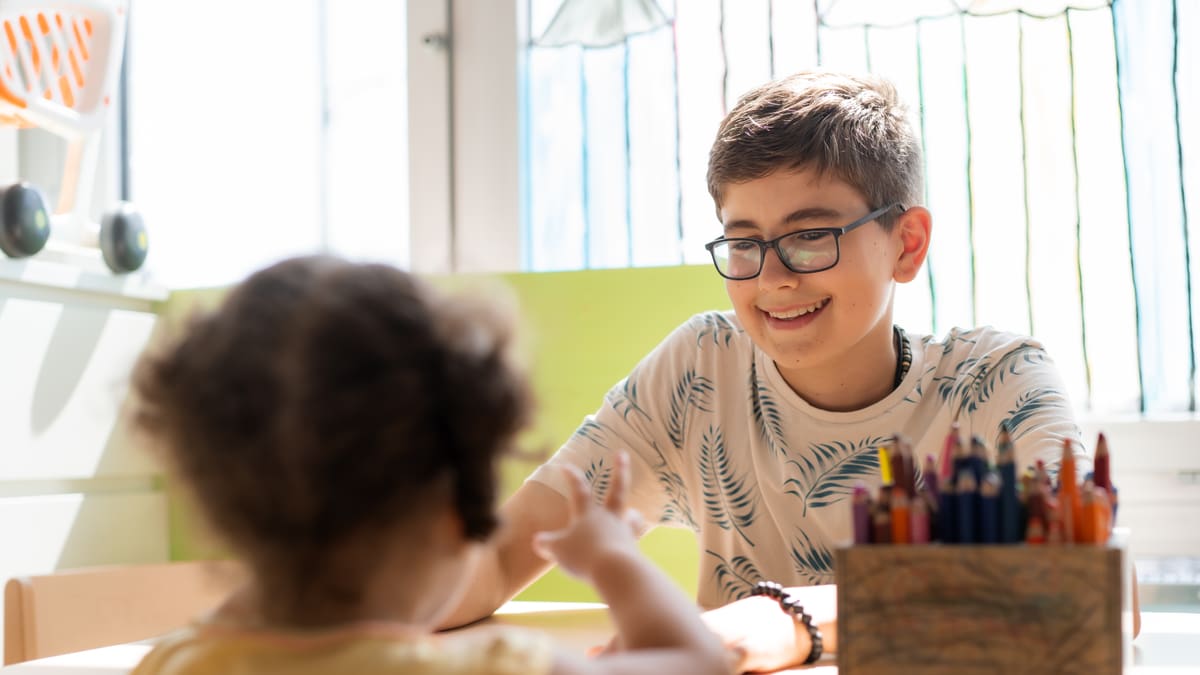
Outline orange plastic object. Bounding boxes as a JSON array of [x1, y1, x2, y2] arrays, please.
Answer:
[[0, 1, 125, 137]]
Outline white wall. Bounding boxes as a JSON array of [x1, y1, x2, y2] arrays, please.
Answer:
[[0, 128, 168, 658]]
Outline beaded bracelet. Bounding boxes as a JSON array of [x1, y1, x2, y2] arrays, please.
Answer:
[[749, 581, 824, 665]]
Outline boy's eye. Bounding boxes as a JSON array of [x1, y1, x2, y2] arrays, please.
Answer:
[[729, 240, 761, 253], [794, 230, 831, 243]]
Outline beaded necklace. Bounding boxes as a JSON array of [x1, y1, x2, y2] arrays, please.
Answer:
[[893, 325, 912, 390]]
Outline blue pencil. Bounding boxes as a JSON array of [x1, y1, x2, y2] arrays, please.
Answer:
[[979, 472, 1001, 544], [938, 480, 957, 543], [969, 434, 990, 483], [997, 427, 1022, 543], [956, 470, 978, 544]]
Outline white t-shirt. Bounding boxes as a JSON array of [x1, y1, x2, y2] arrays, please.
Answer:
[[529, 311, 1088, 609]]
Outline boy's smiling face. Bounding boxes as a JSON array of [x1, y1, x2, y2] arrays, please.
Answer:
[[718, 167, 914, 407]]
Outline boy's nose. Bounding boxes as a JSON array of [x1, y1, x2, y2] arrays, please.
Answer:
[[758, 247, 801, 289]]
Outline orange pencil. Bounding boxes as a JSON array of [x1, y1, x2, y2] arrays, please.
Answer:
[[1079, 480, 1097, 544], [1025, 515, 1046, 544], [1058, 439, 1080, 543], [891, 490, 910, 544]]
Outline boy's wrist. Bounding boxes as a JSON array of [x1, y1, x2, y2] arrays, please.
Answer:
[[748, 582, 822, 665]]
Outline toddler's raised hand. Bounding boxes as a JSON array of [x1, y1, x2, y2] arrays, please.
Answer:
[[532, 451, 643, 581]]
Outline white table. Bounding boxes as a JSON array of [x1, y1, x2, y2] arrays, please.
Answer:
[[2, 603, 1198, 673]]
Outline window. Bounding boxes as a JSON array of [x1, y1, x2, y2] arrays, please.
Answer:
[[522, 0, 1199, 417], [125, 0, 410, 289]]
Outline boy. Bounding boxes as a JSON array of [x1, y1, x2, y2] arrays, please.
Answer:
[[448, 70, 1097, 670]]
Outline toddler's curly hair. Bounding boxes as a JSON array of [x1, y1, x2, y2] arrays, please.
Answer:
[[132, 255, 531, 613]]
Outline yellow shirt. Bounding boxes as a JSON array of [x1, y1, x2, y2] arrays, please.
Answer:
[[132, 622, 554, 675]]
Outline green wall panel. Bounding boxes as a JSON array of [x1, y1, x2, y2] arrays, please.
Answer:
[[161, 264, 731, 602]]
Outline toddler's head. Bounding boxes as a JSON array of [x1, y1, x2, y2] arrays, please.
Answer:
[[133, 255, 531, 623]]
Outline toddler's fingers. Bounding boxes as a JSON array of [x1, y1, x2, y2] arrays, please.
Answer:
[[531, 531, 557, 562], [624, 507, 646, 536], [604, 450, 631, 512]]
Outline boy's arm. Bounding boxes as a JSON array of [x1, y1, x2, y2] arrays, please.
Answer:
[[698, 585, 837, 671], [439, 480, 571, 629]]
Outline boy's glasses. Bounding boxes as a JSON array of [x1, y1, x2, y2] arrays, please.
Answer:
[[704, 203, 904, 280]]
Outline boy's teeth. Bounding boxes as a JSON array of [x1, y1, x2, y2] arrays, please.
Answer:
[[768, 298, 828, 319]]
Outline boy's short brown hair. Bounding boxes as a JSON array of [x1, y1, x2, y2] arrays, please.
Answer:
[[707, 70, 923, 225]]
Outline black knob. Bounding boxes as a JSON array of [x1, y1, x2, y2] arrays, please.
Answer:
[[0, 182, 51, 258], [100, 204, 149, 273]]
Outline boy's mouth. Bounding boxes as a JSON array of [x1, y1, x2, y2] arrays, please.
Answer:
[[763, 297, 830, 321]]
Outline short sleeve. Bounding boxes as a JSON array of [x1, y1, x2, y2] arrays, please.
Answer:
[[527, 314, 717, 530], [958, 333, 1090, 481]]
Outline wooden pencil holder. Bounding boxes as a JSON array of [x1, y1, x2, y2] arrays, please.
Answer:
[[835, 542, 1132, 675]]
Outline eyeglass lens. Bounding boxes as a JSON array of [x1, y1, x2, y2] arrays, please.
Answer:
[[713, 230, 839, 278]]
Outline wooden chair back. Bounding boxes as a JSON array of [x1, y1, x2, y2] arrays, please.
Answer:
[[3, 560, 241, 665]]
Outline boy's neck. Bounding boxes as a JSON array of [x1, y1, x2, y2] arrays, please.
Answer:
[[776, 322, 900, 412]]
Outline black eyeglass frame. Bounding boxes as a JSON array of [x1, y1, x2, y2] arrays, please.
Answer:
[[703, 202, 905, 280]]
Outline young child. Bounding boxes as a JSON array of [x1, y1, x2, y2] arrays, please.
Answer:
[[445, 70, 1105, 670], [128, 256, 731, 675]]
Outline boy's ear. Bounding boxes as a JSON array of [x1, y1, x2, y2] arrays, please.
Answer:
[[892, 206, 932, 283]]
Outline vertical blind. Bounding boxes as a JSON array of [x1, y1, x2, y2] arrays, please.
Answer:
[[522, 0, 1197, 417]]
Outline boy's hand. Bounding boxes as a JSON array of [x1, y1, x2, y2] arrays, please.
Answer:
[[531, 451, 644, 581]]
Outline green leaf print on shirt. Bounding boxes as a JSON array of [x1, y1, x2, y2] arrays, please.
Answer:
[[668, 369, 715, 449], [585, 458, 613, 502], [932, 356, 987, 415], [658, 468, 699, 530], [572, 420, 609, 448], [790, 528, 835, 585], [699, 425, 758, 546], [649, 442, 698, 529], [706, 550, 763, 603], [941, 330, 980, 355], [902, 364, 939, 404], [693, 312, 740, 347], [749, 359, 786, 457], [970, 344, 1049, 409], [611, 375, 652, 423], [999, 386, 1065, 443], [783, 436, 888, 516], [933, 342, 1051, 418]]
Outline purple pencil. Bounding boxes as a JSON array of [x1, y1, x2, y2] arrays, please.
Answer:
[[852, 483, 871, 544]]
